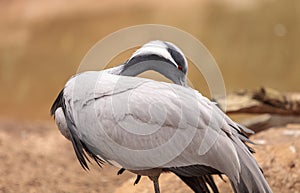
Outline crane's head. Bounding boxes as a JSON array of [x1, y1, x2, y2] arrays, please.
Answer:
[[120, 40, 188, 86]]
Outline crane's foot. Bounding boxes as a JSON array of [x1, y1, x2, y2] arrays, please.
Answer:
[[117, 168, 125, 175], [117, 168, 142, 186], [134, 175, 141, 185]]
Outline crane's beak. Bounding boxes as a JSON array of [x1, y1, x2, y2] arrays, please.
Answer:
[[180, 77, 187, 87]]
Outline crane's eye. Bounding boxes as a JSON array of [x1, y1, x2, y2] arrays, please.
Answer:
[[178, 65, 183, 71]]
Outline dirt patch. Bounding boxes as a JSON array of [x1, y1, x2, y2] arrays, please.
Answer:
[[0, 119, 299, 193], [0, 119, 134, 193]]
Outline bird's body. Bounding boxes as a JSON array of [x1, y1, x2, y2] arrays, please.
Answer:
[[53, 71, 271, 193], [51, 40, 272, 193]]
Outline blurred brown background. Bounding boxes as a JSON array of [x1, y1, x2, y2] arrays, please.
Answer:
[[0, 0, 299, 120]]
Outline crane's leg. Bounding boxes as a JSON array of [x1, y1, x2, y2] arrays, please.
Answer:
[[153, 179, 160, 193], [149, 176, 160, 193]]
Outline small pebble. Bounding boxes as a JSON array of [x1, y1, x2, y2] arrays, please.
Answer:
[[253, 139, 266, 145], [283, 130, 300, 137], [289, 145, 296, 154]]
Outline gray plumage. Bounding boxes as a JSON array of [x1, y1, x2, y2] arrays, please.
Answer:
[[51, 40, 272, 193]]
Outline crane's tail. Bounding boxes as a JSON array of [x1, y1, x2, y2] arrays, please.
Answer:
[[174, 174, 219, 193], [230, 138, 272, 193]]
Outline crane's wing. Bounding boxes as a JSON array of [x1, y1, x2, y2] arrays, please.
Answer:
[[60, 72, 238, 175], [55, 71, 271, 192]]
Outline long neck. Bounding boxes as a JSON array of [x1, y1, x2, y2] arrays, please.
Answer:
[[104, 64, 126, 75], [111, 59, 186, 86]]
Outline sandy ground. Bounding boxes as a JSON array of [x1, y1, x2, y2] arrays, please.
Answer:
[[0, 118, 299, 193], [0, 119, 134, 193]]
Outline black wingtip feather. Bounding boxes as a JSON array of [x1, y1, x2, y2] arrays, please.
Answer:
[[50, 88, 91, 170], [68, 127, 91, 170], [204, 175, 220, 193], [175, 175, 218, 193], [81, 140, 105, 168], [50, 89, 64, 116], [52, 89, 104, 171], [66, 118, 105, 171], [170, 165, 222, 193]]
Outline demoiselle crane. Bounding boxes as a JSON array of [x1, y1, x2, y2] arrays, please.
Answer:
[[51, 41, 272, 193], [52, 40, 219, 193]]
